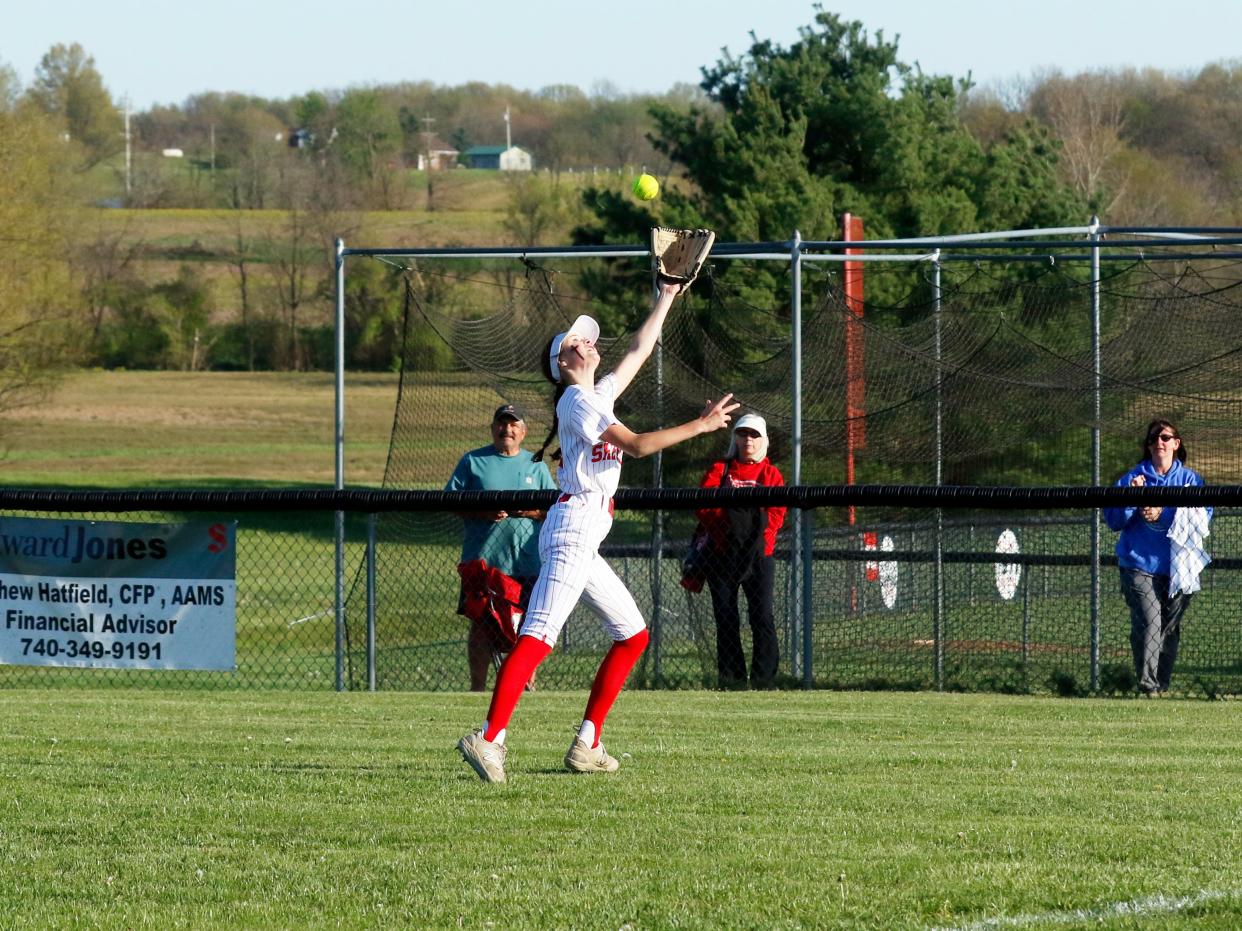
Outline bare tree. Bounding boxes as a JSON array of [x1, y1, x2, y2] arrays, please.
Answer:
[[264, 202, 315, 370], [0, 61, 20, 110], [225, 209, 259, 370], [77, 214, 145, 348], [263, 157, 361, 369], [1027, 71, 1131, 213]]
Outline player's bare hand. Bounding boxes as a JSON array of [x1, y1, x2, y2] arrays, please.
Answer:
[[699, 393, 741, 432], [1130, 475, 1146, 487], [487, 510, 508, 523], [658, 279, 685, 299]]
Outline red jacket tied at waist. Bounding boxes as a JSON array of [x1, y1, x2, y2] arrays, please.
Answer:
[[456, 559, 525, 646]]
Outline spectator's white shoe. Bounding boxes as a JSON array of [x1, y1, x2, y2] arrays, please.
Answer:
[[564, 736, 620, 774], [457, 730, 507, 783]]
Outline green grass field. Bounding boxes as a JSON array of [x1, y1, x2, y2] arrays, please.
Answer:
[[88, 165, 614, 247], [0, 689, 1238, 930], [0, 370, 399, 488]]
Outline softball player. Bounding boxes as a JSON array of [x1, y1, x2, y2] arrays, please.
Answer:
[[459, 279, 738, 782]]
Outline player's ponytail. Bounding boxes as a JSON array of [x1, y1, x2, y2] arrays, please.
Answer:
[[533, 336, 564, 463]]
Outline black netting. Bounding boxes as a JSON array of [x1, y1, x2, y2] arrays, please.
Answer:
[[350, 249, 1242, 696], [378, 255, 1242, 492]]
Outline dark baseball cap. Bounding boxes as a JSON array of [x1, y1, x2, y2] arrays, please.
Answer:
[[493, 403, 525, 423]]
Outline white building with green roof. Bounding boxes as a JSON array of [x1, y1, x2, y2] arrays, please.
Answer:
[[463, 145, 532, 171]]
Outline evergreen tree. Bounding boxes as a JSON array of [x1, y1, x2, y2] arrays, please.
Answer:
[[574, 10, 1085, 314]]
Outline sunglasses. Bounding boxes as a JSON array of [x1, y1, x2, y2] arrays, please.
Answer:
[[1147, 433, 1177, 445], [735, 429, 762, 439]]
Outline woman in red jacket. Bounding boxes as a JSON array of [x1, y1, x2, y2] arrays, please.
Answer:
[[696, 413, 786, 688]]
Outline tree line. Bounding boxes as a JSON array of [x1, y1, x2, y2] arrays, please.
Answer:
[[2, 43, 691, 211], [9, 34, 1240, 221], [2, 11, 1241, 396]]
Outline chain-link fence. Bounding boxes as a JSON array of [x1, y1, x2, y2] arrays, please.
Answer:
[[799, 508, 1232, 698], [416, 503, 1233, 699], [4, 493, 1232, 697]]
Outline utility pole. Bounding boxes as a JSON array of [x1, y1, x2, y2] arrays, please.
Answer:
[[123, 97, 132, 198], [420, 114, 436, 211], [419, 114, 435, 169], [504, 105, 512, 150]]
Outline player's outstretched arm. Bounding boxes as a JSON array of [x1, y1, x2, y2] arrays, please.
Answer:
[[602, 394, 738, 459], [610, 280, 683, 396]]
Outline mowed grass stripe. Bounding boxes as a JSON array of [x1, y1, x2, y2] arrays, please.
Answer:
[[0, 690, 1238, 929]]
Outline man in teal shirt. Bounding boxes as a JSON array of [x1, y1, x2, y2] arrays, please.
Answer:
[[446, 404, 557, 689]]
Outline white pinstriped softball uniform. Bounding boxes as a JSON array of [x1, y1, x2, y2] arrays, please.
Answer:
[[520, 373, 646, 646]]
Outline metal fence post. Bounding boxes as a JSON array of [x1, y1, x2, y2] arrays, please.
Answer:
[[967, 525, 975, 606], [366, 512, 377, 692], [334, 238, 346, 692], [933, 253, 944, 690], [1089, 216, 1102, 692], [650, 256, 664, 686], [1021, 564, 1031, 668], [789, 231, 806, 685], [802, 506, 814, 687]]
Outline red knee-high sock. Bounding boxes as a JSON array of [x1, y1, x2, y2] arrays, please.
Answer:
[[482, 635, 551, 742], [582, 629, 649, 746]]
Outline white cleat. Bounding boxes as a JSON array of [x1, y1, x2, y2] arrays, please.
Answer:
[[564, 737, 620, 774], [457, 730, 507, 783]]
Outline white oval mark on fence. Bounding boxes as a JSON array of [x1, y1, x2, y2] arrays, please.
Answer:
[[879, 535, 898, 609], [995, 529, 1021, 601]]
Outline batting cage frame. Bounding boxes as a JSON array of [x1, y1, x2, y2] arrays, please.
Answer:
[[315, 221, 1242, 697]]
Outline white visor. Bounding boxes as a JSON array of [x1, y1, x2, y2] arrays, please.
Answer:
[[732, 413, 768, 438], [727, 413, 770, 460], [549, 315, 600, 382]]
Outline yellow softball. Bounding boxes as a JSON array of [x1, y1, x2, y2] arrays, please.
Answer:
[[632, 173, 660, 201]]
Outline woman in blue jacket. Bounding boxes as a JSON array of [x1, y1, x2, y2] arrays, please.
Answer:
[[1104, 419, 1211, 696]]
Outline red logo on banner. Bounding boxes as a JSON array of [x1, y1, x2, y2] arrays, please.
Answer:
[[207, 523, 229, 554]]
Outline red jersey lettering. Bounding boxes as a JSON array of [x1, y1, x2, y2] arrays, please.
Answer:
[[590, 441, 623, 463]]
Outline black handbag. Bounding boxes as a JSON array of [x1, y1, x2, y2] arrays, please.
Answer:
[[680, 523, 713, 593]]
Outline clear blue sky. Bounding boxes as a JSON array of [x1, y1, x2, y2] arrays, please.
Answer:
[[4, 0, 1240, 111]]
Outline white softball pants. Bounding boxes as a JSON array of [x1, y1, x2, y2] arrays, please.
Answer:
[[519, 493, 646, 646]]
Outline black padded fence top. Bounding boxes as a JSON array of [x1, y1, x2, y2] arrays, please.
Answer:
[[2, 484, 1239, 513]]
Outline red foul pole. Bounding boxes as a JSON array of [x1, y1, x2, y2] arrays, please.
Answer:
[[842, 213, 865, 526]]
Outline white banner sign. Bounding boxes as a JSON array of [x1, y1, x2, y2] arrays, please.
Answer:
[[0, 517, 236, 671]]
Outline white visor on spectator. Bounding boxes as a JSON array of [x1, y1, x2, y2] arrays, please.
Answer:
[[549, 315, 600, 382], [727, 412, 770, 460], [733, 413, 768, 438]]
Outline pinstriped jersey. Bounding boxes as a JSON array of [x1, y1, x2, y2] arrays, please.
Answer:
[[556, 373, 623, 497]]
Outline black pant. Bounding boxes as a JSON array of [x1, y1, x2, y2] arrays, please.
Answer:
[[708, 554, 778, 687]]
